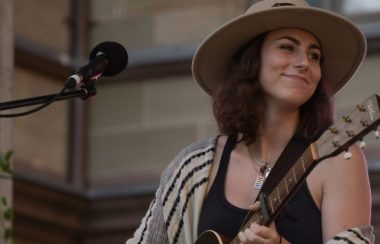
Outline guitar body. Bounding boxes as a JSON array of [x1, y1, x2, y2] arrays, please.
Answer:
[[195, 230, 230, 244]]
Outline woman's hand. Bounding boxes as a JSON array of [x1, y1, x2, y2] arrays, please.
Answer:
[[238, 202, 282, 244]]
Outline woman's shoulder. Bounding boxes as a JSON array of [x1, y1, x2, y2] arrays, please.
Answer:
[[320, 143, 367, 174], [160, 136, 219, 180], [176, 136, 219, 160], [315, 143, 370, 199]]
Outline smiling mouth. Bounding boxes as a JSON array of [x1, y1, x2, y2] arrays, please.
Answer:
[[284, 74, 309, 84]]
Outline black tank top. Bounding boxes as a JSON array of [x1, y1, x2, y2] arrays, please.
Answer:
[[197, 137, 323, 243]]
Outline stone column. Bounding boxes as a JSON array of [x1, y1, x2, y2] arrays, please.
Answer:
[[0, 0, 13, 243]]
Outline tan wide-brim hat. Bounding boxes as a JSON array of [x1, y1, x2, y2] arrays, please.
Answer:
[[192, 0, 367, 95]]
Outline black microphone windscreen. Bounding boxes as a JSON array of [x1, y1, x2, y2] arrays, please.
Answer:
[[89, 41, 128, 77]]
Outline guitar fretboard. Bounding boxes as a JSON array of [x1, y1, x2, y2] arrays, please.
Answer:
[[266, 145, 316, 214]]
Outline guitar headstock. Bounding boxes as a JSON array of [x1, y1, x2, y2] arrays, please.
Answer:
[[315, 94, 380, 160]]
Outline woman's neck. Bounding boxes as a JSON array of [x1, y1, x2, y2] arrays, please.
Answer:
[[252, 106, 300, 164]]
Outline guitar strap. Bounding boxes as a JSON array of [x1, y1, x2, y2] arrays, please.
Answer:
[[242, 134, 311, 226], [259, 134, 310, 196]]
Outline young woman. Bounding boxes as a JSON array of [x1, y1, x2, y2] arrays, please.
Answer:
[[127, 1, 374, 243]]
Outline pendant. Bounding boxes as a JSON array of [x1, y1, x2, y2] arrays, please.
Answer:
[[254, 167, 272, 190], [263, 167, 272, 178], [254, 175, 265, 190]]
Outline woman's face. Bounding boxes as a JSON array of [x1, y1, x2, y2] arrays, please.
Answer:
[[259, 28, 322, 109]]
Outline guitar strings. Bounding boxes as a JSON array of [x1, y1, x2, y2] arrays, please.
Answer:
[[270, 150, 312, 204], [266, 148, 314, 215]]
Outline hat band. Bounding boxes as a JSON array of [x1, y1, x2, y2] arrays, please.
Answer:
[[272, 3, 295, 7]]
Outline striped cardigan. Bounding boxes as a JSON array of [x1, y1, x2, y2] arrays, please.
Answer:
[[126, 136, 375, 244], [126, 137, 217, 244]]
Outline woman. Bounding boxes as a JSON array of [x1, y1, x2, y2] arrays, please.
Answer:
[[127, 0, 374, 243]]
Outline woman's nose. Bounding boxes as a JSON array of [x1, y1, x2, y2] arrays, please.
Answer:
[[293, 53, 309, 72]]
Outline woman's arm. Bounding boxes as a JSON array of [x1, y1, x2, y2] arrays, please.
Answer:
[[126, 184, 169, 244], [320, 144, 373, 242]]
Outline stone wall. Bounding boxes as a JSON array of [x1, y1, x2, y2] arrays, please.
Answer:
[[87, 75, 216, 186], [91, 0, 247, 49]]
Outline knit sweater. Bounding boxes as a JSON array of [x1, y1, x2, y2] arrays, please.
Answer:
[[126, 137, 217, 244], [126, 136, 375, 244]]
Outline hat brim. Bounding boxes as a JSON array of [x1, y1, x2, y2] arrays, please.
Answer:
[[192, 6, 366, 95]]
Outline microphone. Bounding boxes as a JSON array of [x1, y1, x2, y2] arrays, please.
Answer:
[[65, 41, 128, 88]]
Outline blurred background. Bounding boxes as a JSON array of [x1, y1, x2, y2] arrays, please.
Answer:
[[0, 0, 379, 243]]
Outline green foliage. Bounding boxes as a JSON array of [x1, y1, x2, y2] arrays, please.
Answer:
[[0, 151, 14, 243], [3, 206, 14, 221], [0, 151, 13, 176]]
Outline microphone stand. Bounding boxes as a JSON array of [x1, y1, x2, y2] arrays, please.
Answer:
[[0, 82, 96, 112]]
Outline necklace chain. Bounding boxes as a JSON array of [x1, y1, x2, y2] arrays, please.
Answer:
[[249, 151, 274, 190], [251, 152, 272, 167], [250, 157, 262, 175], [250, 156, 272, 177]]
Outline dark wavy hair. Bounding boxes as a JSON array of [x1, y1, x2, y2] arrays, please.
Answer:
[[212, 32, 333, 144]]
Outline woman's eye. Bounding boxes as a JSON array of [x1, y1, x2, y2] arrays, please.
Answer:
[[279, 44, 294, 51], [308, 52, 321, 62]]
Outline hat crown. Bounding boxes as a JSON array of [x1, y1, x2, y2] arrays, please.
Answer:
[[246, 0, 310, 14]]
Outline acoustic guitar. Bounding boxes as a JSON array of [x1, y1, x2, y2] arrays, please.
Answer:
[[196, 94, 380, 244]]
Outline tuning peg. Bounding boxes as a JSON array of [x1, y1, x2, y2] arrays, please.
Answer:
[[346, 130, 355, 137], [357, 104, 366, 112], [359, 140, 366, 149], [342, 116, 352, 123], [328, 127, 338, 134], [344, 150, 352, 160], [360, 120, 369, 127], [332, 140, 340, 148]]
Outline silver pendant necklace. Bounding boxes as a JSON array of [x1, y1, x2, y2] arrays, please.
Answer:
[[260, 164, 272, 178], [253, 165, 272, 190], [251, 155, 273, 190]]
